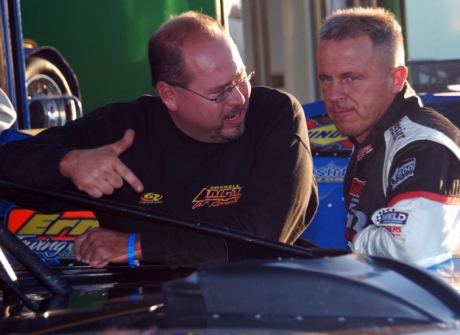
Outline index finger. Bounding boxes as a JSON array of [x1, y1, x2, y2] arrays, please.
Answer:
[[114, 161, 144, 193]]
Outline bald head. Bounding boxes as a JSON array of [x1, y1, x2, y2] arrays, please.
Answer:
[[148, 11, 230, 89]]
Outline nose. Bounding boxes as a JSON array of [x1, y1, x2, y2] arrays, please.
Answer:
[[325, 81, 345, 103], [227, 82, 248, 105]]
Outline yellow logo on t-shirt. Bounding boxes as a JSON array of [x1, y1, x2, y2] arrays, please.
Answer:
[[192, 185, 242, 209]]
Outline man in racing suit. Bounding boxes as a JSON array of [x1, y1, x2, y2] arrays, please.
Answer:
[[317, 7, 460, 267], [344, 83, 460, 267]]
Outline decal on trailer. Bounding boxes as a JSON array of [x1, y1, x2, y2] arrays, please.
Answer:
[[6, 209, 99, 263], [314, 161, 347, 183], [307, 118, 353, 150]]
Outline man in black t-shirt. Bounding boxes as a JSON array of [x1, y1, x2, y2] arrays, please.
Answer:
[[0, 12, 318, 268]]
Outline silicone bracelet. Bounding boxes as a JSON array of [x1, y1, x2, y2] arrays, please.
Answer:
[[128, 233, 138, 268]]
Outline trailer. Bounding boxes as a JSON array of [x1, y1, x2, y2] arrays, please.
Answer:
[[0, 0, 81, 134]]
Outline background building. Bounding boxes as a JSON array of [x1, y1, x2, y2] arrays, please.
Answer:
[[20, 0, 460, 113]]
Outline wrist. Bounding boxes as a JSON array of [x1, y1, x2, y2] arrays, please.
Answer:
[[127, 233, 139, 267], [59, 150, 76, 178], [135, 234, 143, 260]]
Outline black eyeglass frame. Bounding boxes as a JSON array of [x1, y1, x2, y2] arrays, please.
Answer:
[[169, 65, 255, 103]]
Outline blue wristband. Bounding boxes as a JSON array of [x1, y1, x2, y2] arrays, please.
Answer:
[[128, 233, 138, 268]]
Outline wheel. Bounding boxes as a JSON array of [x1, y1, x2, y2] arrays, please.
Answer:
[[25, 56, 78, 128]]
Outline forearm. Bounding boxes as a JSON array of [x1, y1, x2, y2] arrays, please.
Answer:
[[0, 134, 71, 189], [352, 196, 460, 267]]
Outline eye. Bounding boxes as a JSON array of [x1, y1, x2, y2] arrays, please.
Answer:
[[348, 76, 357, 81], [211, 87, 229, 98], [207, 87, 224, 98], [319, 76, 332, 83], [212, 72, 245, 96]]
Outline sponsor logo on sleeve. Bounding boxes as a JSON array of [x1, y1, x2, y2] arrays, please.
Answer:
[[349, 178, 366, 198], [391, 158, 416, 189], [373, 208, 408, 237]]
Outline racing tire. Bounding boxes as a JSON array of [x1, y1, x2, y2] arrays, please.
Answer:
[[25, 56, 78, 128]]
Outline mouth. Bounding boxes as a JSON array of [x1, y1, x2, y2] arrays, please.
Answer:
[[225, 112, 240, 121], [331, 107, 354, 118], [225, 110, 242, 122]]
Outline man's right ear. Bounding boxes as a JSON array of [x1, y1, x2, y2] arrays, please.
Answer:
[[156, 81, 178, 111]]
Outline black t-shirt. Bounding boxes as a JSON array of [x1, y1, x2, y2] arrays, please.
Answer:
[[0, 87, 318, 267]]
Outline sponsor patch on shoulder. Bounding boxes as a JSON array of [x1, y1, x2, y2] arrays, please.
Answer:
[[391, 157, 416, 189]]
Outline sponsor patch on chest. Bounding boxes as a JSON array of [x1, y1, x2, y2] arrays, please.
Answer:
[[391, 157, 416, 189], [139, 192, 164, 204], [356, 144, 373, 162]]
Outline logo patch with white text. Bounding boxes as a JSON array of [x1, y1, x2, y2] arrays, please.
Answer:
[[391, 158, 416, 189], [374, 208, 408, 225], [372, 208, 408, 237]]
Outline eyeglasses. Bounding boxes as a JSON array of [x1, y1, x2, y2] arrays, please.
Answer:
[[170, 65, 255, 103]]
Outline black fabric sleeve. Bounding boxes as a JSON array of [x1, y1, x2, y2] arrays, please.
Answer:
[[216, 90, 318, 244], [0, 102, 135, 213], [0, 106, 126, 190]]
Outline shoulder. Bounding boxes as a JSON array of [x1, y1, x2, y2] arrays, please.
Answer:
[[88, 95, 163, 114], [81, 95, 166, 122], [248, 87, 304, 120], [386, 108, 460, 149], [62, 95, 167, 139], [382, 110, 460, 191], [250, 86, 300, 106], [406, 107, 460, 140]]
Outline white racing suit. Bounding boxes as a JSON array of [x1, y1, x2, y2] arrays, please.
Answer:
[[345, 83, 460, 267]]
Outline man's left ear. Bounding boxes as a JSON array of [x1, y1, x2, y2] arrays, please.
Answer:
[[390, 65, 408, 94]]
